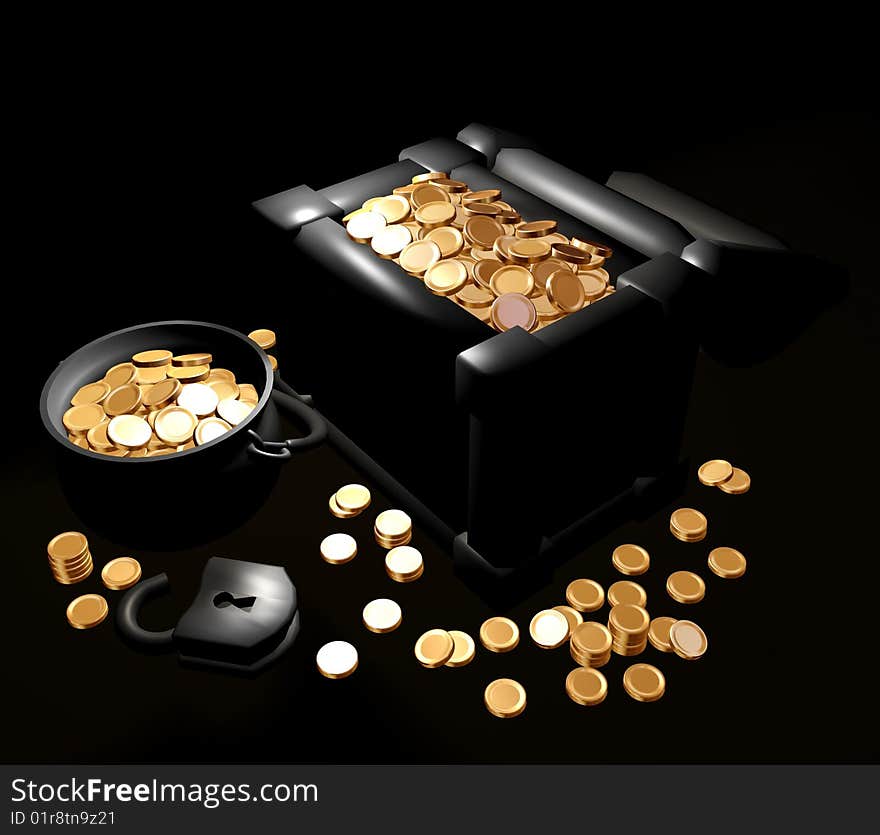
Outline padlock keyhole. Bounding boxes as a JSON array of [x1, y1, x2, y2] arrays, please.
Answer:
[[213, 591, 257, 612]]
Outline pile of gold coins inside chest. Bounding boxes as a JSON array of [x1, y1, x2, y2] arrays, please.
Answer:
[[342, 172, 616, 332], [60, 329, 276, 457], [315, 458, 751, 718]]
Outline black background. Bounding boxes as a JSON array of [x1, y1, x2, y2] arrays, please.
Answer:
[[6, 65, 878, 764]]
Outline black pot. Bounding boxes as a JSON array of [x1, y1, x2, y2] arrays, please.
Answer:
[[39, 320, 326, 548]]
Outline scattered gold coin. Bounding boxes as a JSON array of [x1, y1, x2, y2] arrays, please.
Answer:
[[708, 546, 747, 579], [565, 667, 608, 706], [445, 630, 476, 667], [666, 570, 706, 604], [669, 620, 708, 660], [484, 678, 526, 718], [570, 622, 612, 668], [415, 629, 455, 668], [385, 545, 424, 583], [66, 594, 109, 630], [529, 609, 571, 649], [718, 467, 751, 494], [566, 579, 605, 612], [316, 641, 358, 679], [335, 484, 371, 514], [479, 617, 520, 653], [362, 599, 402, 633], [670, 508, 708, 542], [320, 533, 357, 565], [552, 605, 583, 636], [101, 557, 142, 590], [612, 544, 650, 576], [329, 493, 360, 519], [623, 663, 666, 702], [607, 580, 647, 608], [698, 459, 734, 486], [647, 617, 677, 653]]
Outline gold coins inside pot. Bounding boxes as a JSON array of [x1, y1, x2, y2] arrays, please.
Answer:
[[623, 663, 666, 702], [669, 620, 708, 660], [608, 604, 650, 657], [479, 616, 520, 653], [101, 557, 142, 590], [708, 546, 747, 579], [316, 641, 358, 679], [670, 508, 708, 542], [47, 531, 93, 585], [612, 543, 650, 576], [362, 598, 402, 633], [415, 629, 455, 668], [60, 343, 261, 458], [666, 570, 706, 604], [339, 175, 616, 331], [570, 621, 613, 668], [484, 678, 526, 718], [374, 509, 412, 549], [566, 578, 605, 612], [566, 667, 608, 706], [385, 545, 424, 582], [66, 594, 109, 629]]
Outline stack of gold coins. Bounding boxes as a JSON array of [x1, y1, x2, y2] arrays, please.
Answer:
[[698, 458, 751, 495], [384, 545, 424, 582], [569, 621, 613, 668], [47, 531, 93, 584], [608, 603, 650, 656], [669, 508, 708, 543], [329, 484, 371, 519], [374, 509, 412, 549], [62, 345, 261, 458], [341, 173, 617, 332]]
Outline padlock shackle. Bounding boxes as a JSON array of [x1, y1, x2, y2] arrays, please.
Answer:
[[116, 573, 176, 649]]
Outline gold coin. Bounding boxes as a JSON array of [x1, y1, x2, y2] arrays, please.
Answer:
[[415, 201, 456, 230], [531, 257, 572, 291], [52, 563, 94, 584], [49, 546, 92, 571], [177, 383, 219, 418], [70, 380, 110, 407], [531, 294, 564, 322], [373, 195, 411, 225], [62, 403, 106, 435], [362, 598, 402, 633], [103, 362, 137, 388], [103, 384, 142, 416], [462, 188, 501, 204], [411, 183, 451, 209], [484, 678, 526, 719], [489, 264, 534, 296], [66, 594, 109, 629], [479, 617, 520, 653], [208, 368, 236, 383], [493, 235, 519, 262], [572, 239, 613, 259], [698, 459, 734, 486], [415, 629, 455, 668], [462, 202, 502, 218], [371, 224, 412, 259], [464, 215, 504, 249], [346, 210, 386, 243], [393, 184, 418, 196], [553, 605, 583, 635], [70, 435, 90, 449], [171, 352, 213, 367], [424, 259, 468, 296], [424, 226, 464, 258], [374, 509, 411, 539], [403, 221, 424, 241], [128, 448, 149, 458], [216, 398, 254, 426], [566, 667, 608, 706], [490, 293, 537, 332], [237, 383, 259, 404], [578, 272, 607, 301], [456, 282, 495, 309], [320, 533, 357, 565], [147, 433, 167, 450], [551, 243, 591, 268], [497, 209, 521, 224], [546, 269, 585, 313], [316, 641, 358, 679], [135, 365, 167, 385], [612, 544, 650, 576], [718, 467, 751, 494], [529, 609, 571, 649], [342, 207, 370, 224], [516, 220, 557, 238], [708, 546, 747, 579], [607, 580, 647, 608], [147, 448, 176, 457], [142, 378, 181, 410], [508, 238, 551, 266], [374, 530, 412, 549], [623, 663, 665, 702], [207, 379, 239, 402], [385, 545, 423, 581], [102, 448, 129, 457], [194, 416, 232, 445], [670, 508, 708, 542], [566, 579, 605, 612], [666, 570, 706, 604], [130, 349, 172, 368], [411, 171, 448, 184], [473, 258, 503, 290], [48, 531, 88, 562], [608, 604, 650, 636], [101, 557, 142, 590], [571, 621, 612, 656], [329, 493, 359, 519], [669, 620, 708, 660], [431, 178, 468, 193], [445, 630, 475, 667], [166, 364, 210, 383], [335, 484, 371, 513], [647, 617, 677, 652], [154, 405, 198, 445], [399, 240, 441, 276], [107, 415, 152, 450]]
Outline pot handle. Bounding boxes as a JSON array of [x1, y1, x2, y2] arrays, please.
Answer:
[[247, 386, 328, 461]]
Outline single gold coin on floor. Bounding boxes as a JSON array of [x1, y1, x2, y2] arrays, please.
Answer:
[[718, 467, 751, 494], [669, 620, 708, 660], [612, 544, 650, 575], [66, 594, 109, 629], [484, 678, 526, 718], [670, 508, 708, 542], [666, 570, 706, 604], [479, 616, 520, 653], [698, 459, 734, 486], [566, 667, 608, 706], [566, 579, 605, 612], [607, 580, 647, 608], [101, 557, 142, 590], [445, 630, 476, 667], [415, 629, 455, 668], [648, 617, 677, 653], [708, 546, 747, 579], [623, 663, 666, 702]]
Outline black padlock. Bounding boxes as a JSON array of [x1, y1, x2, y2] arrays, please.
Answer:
[[116, 557, 299, 673]]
